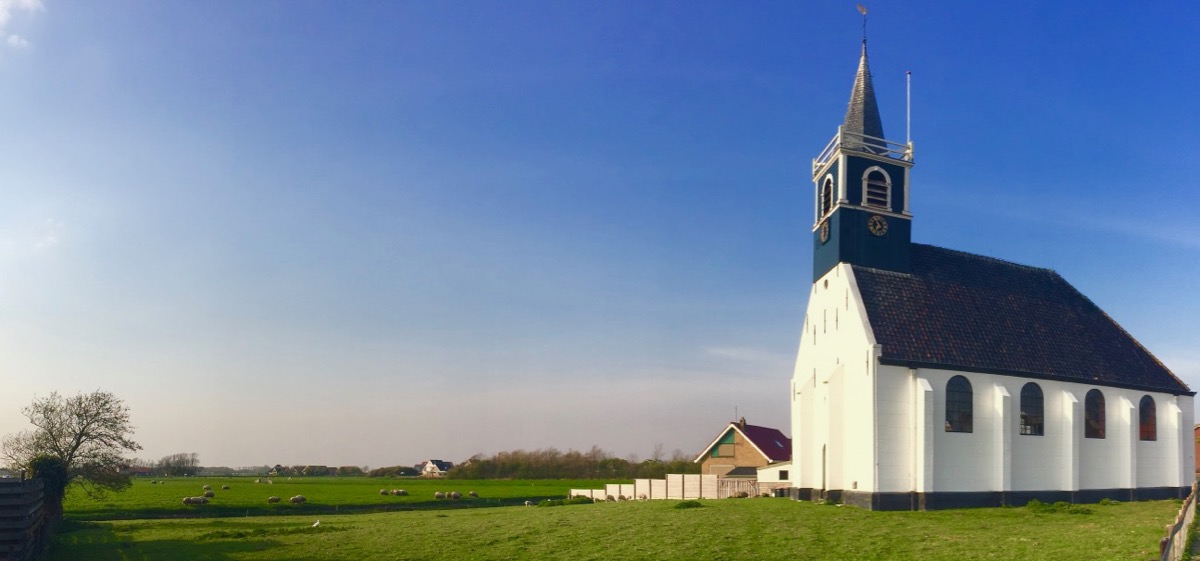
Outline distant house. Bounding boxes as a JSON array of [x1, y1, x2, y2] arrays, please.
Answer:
[[416, 460, 454, 477], [694, 418, 791, 477]]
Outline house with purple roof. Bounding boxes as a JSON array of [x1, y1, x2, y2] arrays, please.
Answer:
[[694, 417, 791, 478]]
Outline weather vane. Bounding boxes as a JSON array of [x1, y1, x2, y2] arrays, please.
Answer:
[[857, 4, 868, 42]]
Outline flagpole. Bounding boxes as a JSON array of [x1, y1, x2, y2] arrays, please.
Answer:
[[906, 71, 912, 145]]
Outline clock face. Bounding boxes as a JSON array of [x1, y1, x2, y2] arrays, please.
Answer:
[[819, 221, 830, 244], [867, 214, 888, 237]]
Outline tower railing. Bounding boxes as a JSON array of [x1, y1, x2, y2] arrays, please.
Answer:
[[812, 126, 913, 177]]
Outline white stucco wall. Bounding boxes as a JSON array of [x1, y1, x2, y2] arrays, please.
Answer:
[[791, 264, 877, 492], [903, 368, 1190, 493]]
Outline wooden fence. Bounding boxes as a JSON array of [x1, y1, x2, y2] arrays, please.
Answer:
[[0, 475, 47, 561], [1159, 480, 1198, 561]]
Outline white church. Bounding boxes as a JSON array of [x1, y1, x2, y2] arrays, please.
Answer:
[[786, 41, 1195, 510]]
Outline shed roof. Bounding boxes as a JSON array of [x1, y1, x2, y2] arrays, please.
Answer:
[[852, 244, 1191, 395]]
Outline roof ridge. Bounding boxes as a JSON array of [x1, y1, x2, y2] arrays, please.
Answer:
[[912, 243, 1056, 274]]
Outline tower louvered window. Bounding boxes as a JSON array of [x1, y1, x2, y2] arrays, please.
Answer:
[[1085, 389, 1105, 439], [1139, 395, 1156, 441], [864, 169, 890, 209], [820, 177, 834, 218], [945, 375, 973, 433], [1020, 383, 1044, 436]]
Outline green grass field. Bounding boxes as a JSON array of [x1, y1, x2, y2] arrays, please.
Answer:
[[61, 477, 604, 520], [48, 478, 1182, 560]]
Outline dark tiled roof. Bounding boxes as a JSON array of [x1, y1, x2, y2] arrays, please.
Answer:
[[740, 424, 792, 462], [853, 244, 1190, 395], [843, 41, 885, 142]]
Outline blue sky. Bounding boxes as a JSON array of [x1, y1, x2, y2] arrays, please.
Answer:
[[1, 1, 1197, 468]]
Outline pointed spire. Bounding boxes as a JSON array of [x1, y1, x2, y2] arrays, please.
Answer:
[[843, 40, 885, 144]]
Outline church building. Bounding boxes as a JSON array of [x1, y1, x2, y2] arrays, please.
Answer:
[[788, 41, 1195, 510]]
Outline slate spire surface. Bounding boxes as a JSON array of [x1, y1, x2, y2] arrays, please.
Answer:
[[843, 40, 885, 142]]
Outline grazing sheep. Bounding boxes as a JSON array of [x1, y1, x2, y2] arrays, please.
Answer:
[[468, 491, 478, 498], [255, 478, 262, 483], [380, 489, 389, 495], [198, 496, 209, 504], [221, 485, 230, 490], [203, 490, 215, 498], [397, 489, 408, 496], [449, 491, 462, 500], [524, 500, 533, 506], [182, 497, 195, 505], [289, 495, 307, 504], [202, 485, 212, 491], [434, 491, 445, 499], [267, 496, 281, 504]]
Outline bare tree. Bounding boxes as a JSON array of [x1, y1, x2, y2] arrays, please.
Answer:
[[2, 390, 142, 494], [156, 452, 200, 476]]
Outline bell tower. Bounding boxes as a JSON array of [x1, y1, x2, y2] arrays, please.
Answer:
[[811, 40, 913, 281]]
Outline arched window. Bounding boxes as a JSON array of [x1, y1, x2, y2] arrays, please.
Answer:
[[820, 176, 834, 218], [1084, 389, 1105, 439], [862, 167, 891, 209], [945, 375, 973, 433], [1020, 383, 1044, 436], [1139, 395, 1156, 441]]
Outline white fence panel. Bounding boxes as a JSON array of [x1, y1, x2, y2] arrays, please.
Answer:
[[605, 484, 621, 500], [683, 474, 701, 500], [666, 474, 684, 500], [634, 479, 650, 500], [701, 474, 719, 499], [651, 479, 667, 500], [619, 484, 635, 499]]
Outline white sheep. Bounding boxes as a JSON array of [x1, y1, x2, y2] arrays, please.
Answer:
[[434, 491, 445, 499], [524, 500, 533, 506], [202, 485, 212, 491], [468, 491, 478, 498], [221, 485, 230, 490], [397, 489, 408, 496], [380, 489, 389, 495], [267, 496, 281, 503], [203, 490, 215, 498], [289, 495, 307, 504]]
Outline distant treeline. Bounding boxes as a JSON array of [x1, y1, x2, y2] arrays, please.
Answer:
[[446, 447, 700, 480], [367, 465, 420, 477]]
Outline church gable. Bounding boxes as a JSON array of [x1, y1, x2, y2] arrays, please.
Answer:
[[853, 244, 1190, 395]]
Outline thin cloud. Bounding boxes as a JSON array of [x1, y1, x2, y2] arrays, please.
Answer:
[[33, 218, 61, 250], [704, 346, 792, 372], [0, 0, 42, 49]]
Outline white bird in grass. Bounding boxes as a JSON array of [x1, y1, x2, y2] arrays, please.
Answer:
[[312, 520, 320, 528]]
